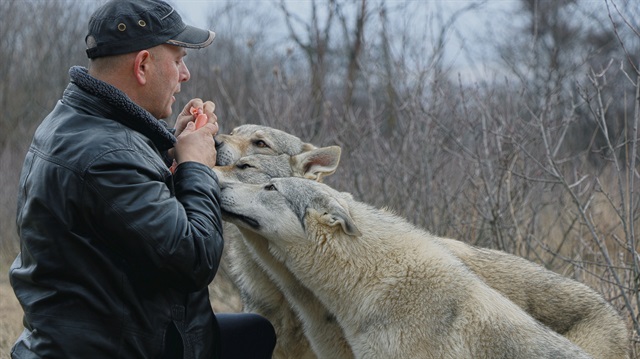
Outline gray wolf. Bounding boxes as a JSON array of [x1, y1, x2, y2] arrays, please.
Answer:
[[219, 177, 595, 359]]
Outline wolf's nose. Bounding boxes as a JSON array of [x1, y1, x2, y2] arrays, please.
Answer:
[[216, 177, 233, 190], [214, 140, 229, 166]]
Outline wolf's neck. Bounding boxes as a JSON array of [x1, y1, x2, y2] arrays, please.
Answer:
[[280, 216, 415, 326]]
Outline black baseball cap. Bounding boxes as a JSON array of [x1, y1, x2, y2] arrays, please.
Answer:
[[85, 0, 215, 59]]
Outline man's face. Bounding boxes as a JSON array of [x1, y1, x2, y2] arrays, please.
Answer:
[[145, 44, 190, 119]]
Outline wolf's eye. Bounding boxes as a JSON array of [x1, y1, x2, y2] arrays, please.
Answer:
[[264, 184, 277, 191], [237, 163, 254, 170], [254, 140, 269, 148]]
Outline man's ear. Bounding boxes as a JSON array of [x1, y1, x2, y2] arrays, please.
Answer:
[[133, 50, 152, 85], [293, 146, 341, 182]]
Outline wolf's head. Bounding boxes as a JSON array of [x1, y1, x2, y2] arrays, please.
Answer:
[[213, 146, 341, 186], [216, 124, 317, 166], [219, 178, 361, 247]]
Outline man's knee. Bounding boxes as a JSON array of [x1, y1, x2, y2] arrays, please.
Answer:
[[216, 313, 276, 358], [251, 313, 276, 338]]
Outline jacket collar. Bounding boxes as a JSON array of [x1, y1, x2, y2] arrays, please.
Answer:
[[68, 66, 176, 151]]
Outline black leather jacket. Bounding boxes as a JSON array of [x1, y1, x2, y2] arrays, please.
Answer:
[[9, 66, 224, 358]]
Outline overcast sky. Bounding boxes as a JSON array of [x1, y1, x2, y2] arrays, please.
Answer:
[[169, 0, 523, 81], [173, 0, 314, 29], [168, 1, 629, 82]]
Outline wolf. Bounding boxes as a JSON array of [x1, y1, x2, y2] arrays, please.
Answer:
[[214, 124, 629, 359], [214, 148, 353, 359], [219, 177, 594, 359]]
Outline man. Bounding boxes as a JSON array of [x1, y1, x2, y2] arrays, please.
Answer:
[[9, 1, 275, 358]]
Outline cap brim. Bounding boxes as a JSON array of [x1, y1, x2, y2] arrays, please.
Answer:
[[166, 25, 215, 49]]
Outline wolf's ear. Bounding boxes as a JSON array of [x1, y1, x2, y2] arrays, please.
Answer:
[[318, 197, 361, 237], [293, 146, 341, 182]]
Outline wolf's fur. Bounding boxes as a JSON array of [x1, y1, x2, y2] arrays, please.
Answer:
[[442, 239, 629, 359], [220, 177, 594, 359]]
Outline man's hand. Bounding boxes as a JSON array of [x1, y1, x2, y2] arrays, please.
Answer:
[[173, 121, 218, 168], [174, 98, 218, 137], [171, 98, 219, 169]]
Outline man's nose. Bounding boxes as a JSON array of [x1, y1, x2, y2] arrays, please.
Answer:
[[180, 63, 191, 82]]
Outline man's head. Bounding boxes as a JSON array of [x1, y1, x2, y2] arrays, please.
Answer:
[[85, 0, 214, 59], [86, 0, 214, 119]]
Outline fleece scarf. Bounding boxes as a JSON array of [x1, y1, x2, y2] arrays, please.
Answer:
[[68, 66, 177, 154]]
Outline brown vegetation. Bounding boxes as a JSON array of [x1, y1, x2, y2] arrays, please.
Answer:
[[1, 0, 638, 357]]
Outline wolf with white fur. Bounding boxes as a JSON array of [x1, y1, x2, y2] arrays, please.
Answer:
[[219, 177, 594, 359]]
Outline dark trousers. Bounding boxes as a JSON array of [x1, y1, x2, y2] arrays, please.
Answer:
[[163, 313, 276, 359], [217, 313, 276, 359]]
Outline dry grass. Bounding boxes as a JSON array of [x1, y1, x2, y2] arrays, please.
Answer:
[[0, 259, 23, 359]]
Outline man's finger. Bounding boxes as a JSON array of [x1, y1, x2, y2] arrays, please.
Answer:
[[203, 101, 215, 114]]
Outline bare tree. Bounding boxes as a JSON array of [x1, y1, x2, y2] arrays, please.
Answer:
[[339, 0, 367, 107], [279, 0, 336, 135]]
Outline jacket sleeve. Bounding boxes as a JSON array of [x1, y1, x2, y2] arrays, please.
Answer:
[[83, 148, 224, 292]]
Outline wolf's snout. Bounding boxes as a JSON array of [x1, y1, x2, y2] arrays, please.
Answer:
[[215, 141, 234, 166], [213, 169, 229, 189]]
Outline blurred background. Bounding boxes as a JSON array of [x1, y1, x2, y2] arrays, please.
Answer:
[[0, 0, 638, 356]]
